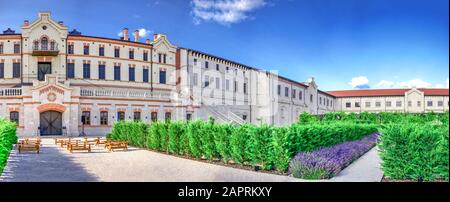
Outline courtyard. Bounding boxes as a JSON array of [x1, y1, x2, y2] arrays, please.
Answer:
[[0, 138, 382, 182]]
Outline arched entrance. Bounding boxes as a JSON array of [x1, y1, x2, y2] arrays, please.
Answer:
[[40, 111, 62, 136]]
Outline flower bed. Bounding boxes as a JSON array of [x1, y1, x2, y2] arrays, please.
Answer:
[[0, 119, 17, 174], [288, 133, 379, 179], [110, 119, 378, 173]]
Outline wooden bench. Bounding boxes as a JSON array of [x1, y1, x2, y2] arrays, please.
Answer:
[[106, 141, 128, 152], [65, 140, 83, 150], [18, 142, 40, 154], [18, 138, 41, 145], [84, 137, 100, 145], [95, 138, 111, 147], [68, 141, 92, 153], [54, 138, 66, 145]]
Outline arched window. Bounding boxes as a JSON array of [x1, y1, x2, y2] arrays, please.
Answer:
[[50, 41, 55, 50], [41, 37, 48, 50], [33, 41, 39, 50]]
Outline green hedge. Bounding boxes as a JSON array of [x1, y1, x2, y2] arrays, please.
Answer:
[[0, 119, 17, 174], [379, 123, 449, 181], [110, 120, 377, 173], [300, 112, 449, 125]]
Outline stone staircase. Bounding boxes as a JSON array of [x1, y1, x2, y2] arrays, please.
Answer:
[[202, 106, 246, 125]]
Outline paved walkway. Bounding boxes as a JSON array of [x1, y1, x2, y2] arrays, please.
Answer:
[[0, 138, 382, 182]]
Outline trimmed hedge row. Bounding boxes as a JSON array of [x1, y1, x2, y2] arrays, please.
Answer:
[[299, 112, 449, 125], [110, 120, 378, 172], [0, 119, 17, 174], [379, 123, 449, 181]]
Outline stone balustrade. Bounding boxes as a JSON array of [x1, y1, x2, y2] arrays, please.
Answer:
[[0, 88, 22, 96], [80, 88, 172, 100]]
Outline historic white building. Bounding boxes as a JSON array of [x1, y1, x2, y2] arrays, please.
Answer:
[[0, 12, 448, 137]]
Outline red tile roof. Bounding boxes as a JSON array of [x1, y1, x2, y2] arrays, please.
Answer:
[[327, 88, 449, 97]]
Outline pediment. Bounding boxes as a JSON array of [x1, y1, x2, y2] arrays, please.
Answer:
[[21, 12, 68, 38], [153, 34, 176, 50]]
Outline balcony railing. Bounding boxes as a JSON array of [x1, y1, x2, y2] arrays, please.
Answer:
[[32, 43, 59, 56], [80, 88, 172, 101], [0, 88, 22, 96]]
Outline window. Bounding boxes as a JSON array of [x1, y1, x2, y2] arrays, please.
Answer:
[[355, 102, 360, 108], [226, 66, 229, 73], [226, 79, 230, 90], [41, 37, 48, 50], [386, 101, 392, 107], [216, 64, 220, 71], [99, 47, 104, 56], [10, 111, 19, 124], [133, 112, 141, 121], [117, 112, 125, 121], [204, 75, 210, 87], [0, 44, 3, 54], [310, 94, 313, 103], [277, 85, 281, 95], [327, 99, 330, 107], [98, 64, 105, 80], [151, 112, 158, 122], [129, 50, 134, 59], [83, 45, 89, 55], [129, 67, 135, 81], [193, 73, 198, 86], [12, 62, 20, 78], [158, 54, 162, 63], [0, 63, 4, 79], [438, 101, 444, 107], [285, 87, 289, 97], [159, 70, 166, 84], [319, 97, 322, 105], [114, 65, 121, 81], [68, 44, 74, 54], [143, 52, 148, 61], [365, 102, 371, 108], [299, 91, 303, 100], [243, 83, 247, 94], [163, 54, 167, 64], [186, 113, 192, 121], [427, 101, 433, 107], [216, 77, 220, 89], [67, 63, 75, 78], [205, 61, 209, 69], [81, 111, 91, 125], [396, 101, 402, 107], [346, 102, 351, 108], [83, 63, 90, 79], [193, 58, 198, 66], [242, 115, 247, 121], [165, 112, 172, 122], [417, 101, 421, 107], [14, 44, 20, 54], [376, 102, 381, 107], [100, 111, 108, 125], [292, 89, 296, 98], [143, 69, 149, 82], [234, 81, 238, 92], [114, 48, 120, 58]]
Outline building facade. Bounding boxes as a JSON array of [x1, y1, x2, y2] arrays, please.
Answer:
[[0, 12, 448, 137]]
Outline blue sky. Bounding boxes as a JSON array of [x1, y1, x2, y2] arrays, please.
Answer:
[[0, 0, 448, 90]]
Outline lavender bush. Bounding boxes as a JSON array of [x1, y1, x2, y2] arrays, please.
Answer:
[[289, 133, 379, 179]]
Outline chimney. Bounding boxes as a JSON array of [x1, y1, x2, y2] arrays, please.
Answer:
[[134, 30, 140, 42], [123, 28, 129, 41], [24, 20, 29, 26], [145, 39, 151, 44], [58, 21, 64, 26]]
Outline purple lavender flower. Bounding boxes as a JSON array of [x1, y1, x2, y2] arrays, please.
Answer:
[[289, 133, 379, 179]]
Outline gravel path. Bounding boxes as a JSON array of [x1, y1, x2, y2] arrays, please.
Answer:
[[0, 138, 382, 182]]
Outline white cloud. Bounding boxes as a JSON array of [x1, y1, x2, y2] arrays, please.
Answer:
[[348, 76, 370, 89], [376, 80, 395, 88], [138, 28, 152, 38], [398, 79, 431, 88], [435, 84, 445, 88], [191, 0, 267, 25]]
